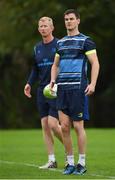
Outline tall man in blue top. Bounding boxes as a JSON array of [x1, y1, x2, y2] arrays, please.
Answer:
[[50, 9, 100, 175], [24, 17, 63, 169]]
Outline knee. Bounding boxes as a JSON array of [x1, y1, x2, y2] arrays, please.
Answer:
[[61, 123, 70, 134], [48, 122, 55, 131], [48, 120, 59, 132], [73, 122, 85, 134]]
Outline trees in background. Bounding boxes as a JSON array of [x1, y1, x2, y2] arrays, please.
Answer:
[[0, 0, 115, 128]]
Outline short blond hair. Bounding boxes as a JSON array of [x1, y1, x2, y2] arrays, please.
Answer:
[[38, 16, 54, 27]]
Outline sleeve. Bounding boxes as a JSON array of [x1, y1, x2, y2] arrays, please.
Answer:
[[27, 46, 39, 86], [55, 41, 60, 56], [84, 38, 97, 55]]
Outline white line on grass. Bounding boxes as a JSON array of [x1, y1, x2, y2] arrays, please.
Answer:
[[0, 160, 115, 179], [0, 160, 39, 168]]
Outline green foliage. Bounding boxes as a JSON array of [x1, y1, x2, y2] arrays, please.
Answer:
[[0, 0, 64, 54], [0, 0, 115, 128]]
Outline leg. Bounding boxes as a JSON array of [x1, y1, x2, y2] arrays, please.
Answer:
[[68, 90, 87, 167], [41, 116, 54, 155], [37, 90, 58, 168], [39, 116, 57, 169], [48, 115, 63, 143], [48, 116, 70, 167], [72, 120, 87, 175], [73, 120, 86, 155], [58, 111, 73, 155], [58, 110, 75, 174]]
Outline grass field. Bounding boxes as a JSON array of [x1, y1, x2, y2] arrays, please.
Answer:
[[0, 128, 115, 179]]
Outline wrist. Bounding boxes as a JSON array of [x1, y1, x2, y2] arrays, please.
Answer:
[[51, 80, 56, 83], [91, 82, 96, 87]]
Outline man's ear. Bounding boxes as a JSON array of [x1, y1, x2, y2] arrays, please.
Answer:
[[78, 18, 80, 25], [52, 25, 54, 31]]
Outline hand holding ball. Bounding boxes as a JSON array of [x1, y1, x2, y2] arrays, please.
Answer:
[[43, 84, 57, 99]]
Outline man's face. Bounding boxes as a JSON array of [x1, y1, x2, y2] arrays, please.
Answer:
[[38, 20, 53, 37], [64, 13, 80, 31]]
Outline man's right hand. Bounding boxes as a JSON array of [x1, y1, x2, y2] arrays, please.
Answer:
[[24, 83, 32, 98], [50, 80, 55, 92]]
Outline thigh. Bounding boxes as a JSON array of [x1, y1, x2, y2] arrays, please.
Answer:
[[48, 99, 58, 119], [48, 115, 59, 129], [83, 95, 89, 121], [58, 110, 71, 129], [57, 89, 67, 111], [69, 91, 89, 121], [67, 89, 85, 121]]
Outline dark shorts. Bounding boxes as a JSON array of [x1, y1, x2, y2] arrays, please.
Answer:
[[56, 88, 89, 121], [37, 88, 58, 119]]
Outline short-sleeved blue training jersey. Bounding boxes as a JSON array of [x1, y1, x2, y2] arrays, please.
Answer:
[[27, 38, 58, 87], [56, 33, 96, 90]]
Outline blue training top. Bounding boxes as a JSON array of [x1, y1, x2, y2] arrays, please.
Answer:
[[56, 33, 96, 90], [27, 38, 58, 88]]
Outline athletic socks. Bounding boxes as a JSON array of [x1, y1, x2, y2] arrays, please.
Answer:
[[48, 154, 55, 162], [48, 154, 85, 166], [78, 154, 86, 166], [67, 155, 74, 166]]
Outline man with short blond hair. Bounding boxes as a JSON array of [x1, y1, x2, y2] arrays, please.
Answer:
[[24, 16, 63, 169], [39, 16, 54, 26]]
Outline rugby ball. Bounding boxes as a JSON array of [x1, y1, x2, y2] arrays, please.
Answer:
[[43, 84, 57, 99]]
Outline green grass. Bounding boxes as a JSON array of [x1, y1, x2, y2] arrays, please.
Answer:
[[0, 129, 115, 179]]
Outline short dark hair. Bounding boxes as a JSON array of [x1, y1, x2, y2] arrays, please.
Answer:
[[64, 9, 80, 19]]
